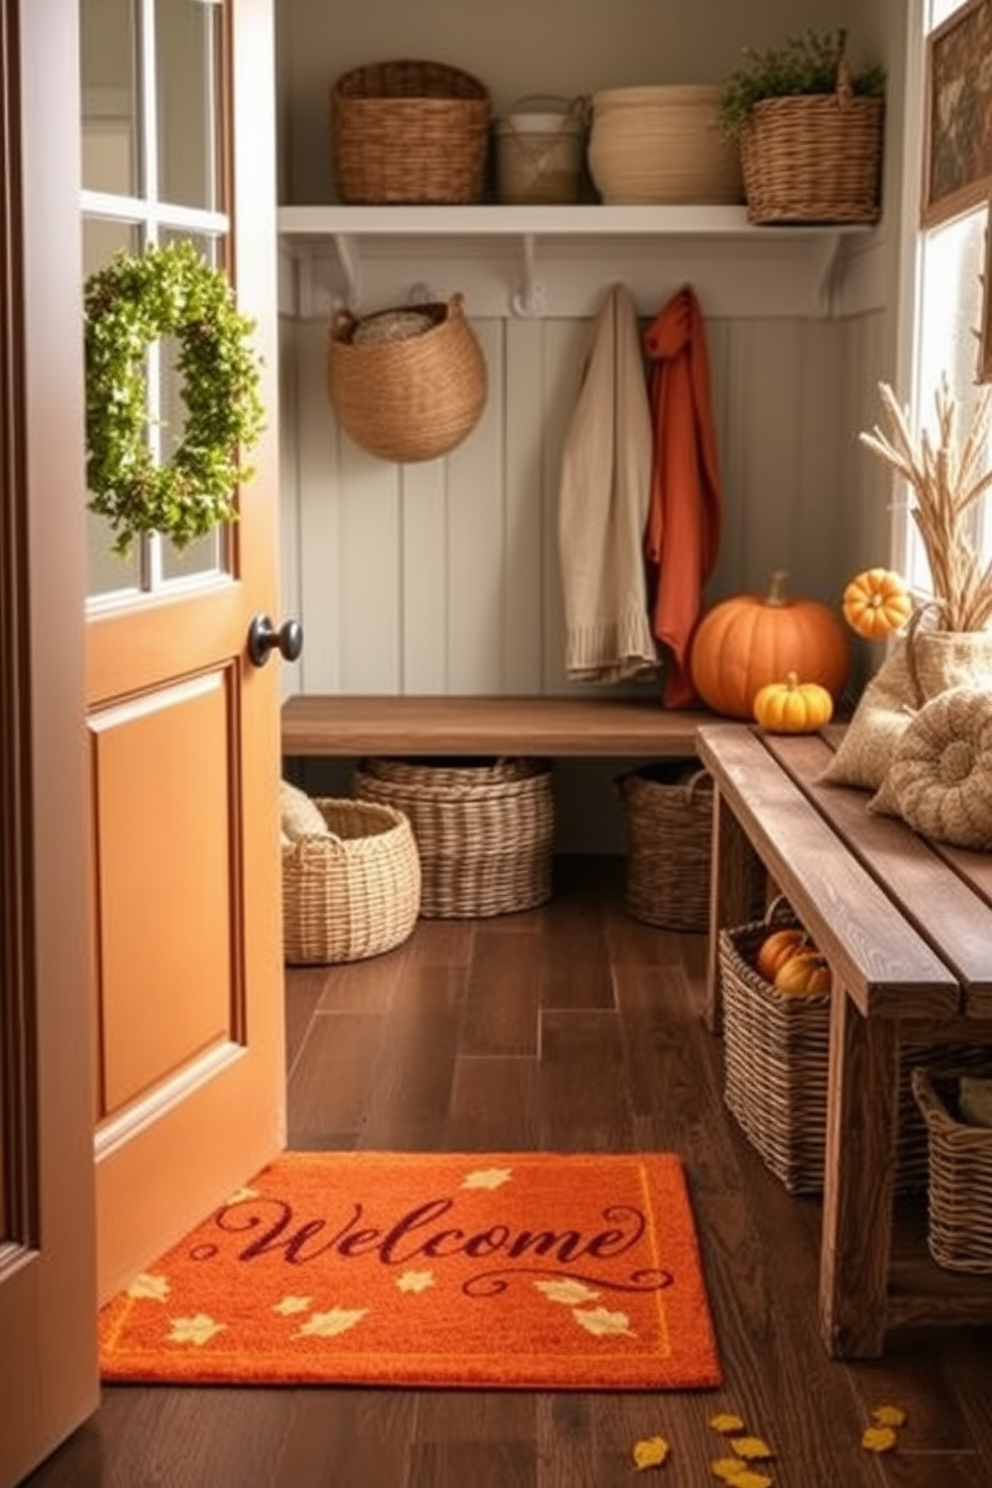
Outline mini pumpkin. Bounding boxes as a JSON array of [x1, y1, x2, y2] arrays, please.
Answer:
[[842, 567, 913, 639], [689, 571, 850, 719], [755, 925, 816, 981], [773, 950, 832, 997], [752, 671, 834, 733]]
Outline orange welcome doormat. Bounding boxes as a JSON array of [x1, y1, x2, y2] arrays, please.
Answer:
[[99, 1150, 721, 1391]]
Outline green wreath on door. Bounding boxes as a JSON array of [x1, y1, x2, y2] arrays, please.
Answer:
[[84, 239, 265, 557]]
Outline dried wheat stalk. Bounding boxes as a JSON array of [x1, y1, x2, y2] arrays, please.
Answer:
[[860, 375, 992, 631]]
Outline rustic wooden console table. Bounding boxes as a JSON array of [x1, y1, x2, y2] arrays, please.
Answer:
[[698, 722, 992, 1359]]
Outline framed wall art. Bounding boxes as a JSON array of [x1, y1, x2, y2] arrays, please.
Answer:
[[923, 0, 992, 227]]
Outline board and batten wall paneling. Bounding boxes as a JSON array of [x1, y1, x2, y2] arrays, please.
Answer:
[[281, 304, 886, 703]]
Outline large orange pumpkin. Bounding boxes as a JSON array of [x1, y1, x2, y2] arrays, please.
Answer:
[[689, 571, 850, 719]]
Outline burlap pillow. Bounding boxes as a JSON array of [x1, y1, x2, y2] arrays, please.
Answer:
[[822, 628, 992, 790], [868, 685, 992, 850], [280, 779, 330, 840]]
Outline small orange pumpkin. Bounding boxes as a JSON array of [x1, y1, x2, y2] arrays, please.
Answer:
[[774, 950, 832, 997], [753, 671, 834, 733], [689, 571, 850, 719], [755, 926, 816, 981], [842, 567, 913, 639]]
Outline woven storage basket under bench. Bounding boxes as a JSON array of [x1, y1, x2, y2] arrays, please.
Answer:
[[720, 901, 992, 1196], [282, 796, 421, 965], [912, 1067, 992, 1275], [352, 756, 554, 918], [616, 761, 714, 932]]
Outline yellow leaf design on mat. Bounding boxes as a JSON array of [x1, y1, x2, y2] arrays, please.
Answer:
[[711, 1459, 748, 1481], [128, 1272, 170, 1302], [297, 1307, 367, 1338], [731, 1437, 774, 1462], [862, 1425, 898, 1453], [572, 1306, 632, 1337], [167, 1313, 226, 1346], [872, 1405, 907, 1427], [709, 1414, 746, 1434], [396, 1270, 435, 1293], [273, 1295, 311, 1315], [535, 1278, 600, 1306], [632, 1435, 670, 1470], [461, 1167, 512, 1190], [226, 1185, 259, 1205]]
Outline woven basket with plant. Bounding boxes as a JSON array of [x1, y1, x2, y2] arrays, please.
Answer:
[[718, 28, 885, 225]]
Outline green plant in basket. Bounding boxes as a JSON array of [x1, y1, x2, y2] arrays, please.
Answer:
[[718, 27, 886, 139]]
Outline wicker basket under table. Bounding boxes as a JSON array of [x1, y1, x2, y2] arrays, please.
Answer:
[[282, 797, 421, 965], [912, 1068, 992, 1275], [616, 762, 713, 932], [720, 904, 992, 1195], [352, 756, 554, 918]]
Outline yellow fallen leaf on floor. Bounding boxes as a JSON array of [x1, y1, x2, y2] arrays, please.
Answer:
[[730, 1473, 774, 1488], [711, 1456, 748, 1480], [632, 1435, 671, 1470], [862, 1424, 898, 1453], [709, 1413, 746, 1434], [872, 1405, 907, 1428], [731, 1436, 774, 1462]]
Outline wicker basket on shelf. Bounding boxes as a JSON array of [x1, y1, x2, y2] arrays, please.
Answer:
[[912, 1067, 992, 1275], [326, 293, 487, 463], [352, 756, 554, 918], [720, 900, 991, 1195], [739, 40, 884, 225], [616, 762, 714, 932], [331, 59, 491, 204], [282, 797, 421, 965]]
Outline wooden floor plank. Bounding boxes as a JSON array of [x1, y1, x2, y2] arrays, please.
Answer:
[[19, 853, 992, 1488]]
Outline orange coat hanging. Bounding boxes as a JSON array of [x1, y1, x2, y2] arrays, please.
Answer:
[[642, 285, 723, 708]]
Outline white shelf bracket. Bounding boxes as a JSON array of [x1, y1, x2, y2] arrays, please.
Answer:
[[510, 233, 547, 317], [333, 232, 362, 311], [811, 232, 843, 317], [294, 254, 335, 321]]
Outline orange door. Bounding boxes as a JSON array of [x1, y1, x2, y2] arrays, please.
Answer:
[[82, 0, 287, 1301], [0, 3, 99, 1483]]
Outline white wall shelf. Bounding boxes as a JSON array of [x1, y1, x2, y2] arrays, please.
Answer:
[[277, 203, 883, 322]]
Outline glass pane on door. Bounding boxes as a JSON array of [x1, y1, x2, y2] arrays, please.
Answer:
[[80, 0, 139, 196], [156, 0, 223, 211]]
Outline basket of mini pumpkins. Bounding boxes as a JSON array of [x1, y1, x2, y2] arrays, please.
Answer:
[[719, 896, 987, 1195], [719, 897, 833, 1194]]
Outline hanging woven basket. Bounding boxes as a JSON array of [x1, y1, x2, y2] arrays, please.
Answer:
[[326, 293, 488, 463]]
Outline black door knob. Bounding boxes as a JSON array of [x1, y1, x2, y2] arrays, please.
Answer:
[[247, 614, 304, 667]]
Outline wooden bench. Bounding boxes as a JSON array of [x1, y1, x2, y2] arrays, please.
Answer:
[[697, 721, 992, 1359], [281, 693, 715, 758]]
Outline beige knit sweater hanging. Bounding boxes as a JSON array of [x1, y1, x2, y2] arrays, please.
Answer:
[[557, 283, 658, 683]]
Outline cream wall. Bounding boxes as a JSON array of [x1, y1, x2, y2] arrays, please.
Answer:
[[274, 0, 910, 844]]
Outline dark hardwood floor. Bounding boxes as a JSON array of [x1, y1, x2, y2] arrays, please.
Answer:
[[24, 856, 992, 1487]]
